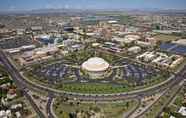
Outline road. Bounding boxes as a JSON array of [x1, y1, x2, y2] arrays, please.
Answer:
[[0, 49, 184, 100], [0, 50, 46, 118], [131, 65, 186, 118], [24, 89, 46, 118], [154, 72, 186, 118], [46, 93, 55, 118], [124, 97, 141, 118], [1, 49, 186, 118]]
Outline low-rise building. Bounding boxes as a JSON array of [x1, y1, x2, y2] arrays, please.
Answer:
[[172, 39, 186, 46], [69, 44, 84, 52], [6, 45, 36, 54], [0, 110, 11, 118], [128, 46, 142, 54], [137, 51, 184, 69], [15, 112, 21, 118], [11, 104, 22, 110], [178, 106, 186, 116], [19, 45, 59, 65], [136, 41, 152, 48], [145, 37, 157, 46]]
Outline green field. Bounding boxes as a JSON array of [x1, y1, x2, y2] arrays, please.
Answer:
[[56, 83, 129, 94], [54, 98, 138, 118], [153, 34, 180, 42], [55, 74, 167, 94]]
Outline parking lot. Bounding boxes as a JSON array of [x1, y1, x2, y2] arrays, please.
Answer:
[[116, 60, 159, 83], [34, 62, 75, 83], [123, 64, 157, 81], [32, 58, 160, 85]]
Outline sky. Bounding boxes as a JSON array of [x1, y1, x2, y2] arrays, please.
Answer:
[[0, 0, 186, 11]]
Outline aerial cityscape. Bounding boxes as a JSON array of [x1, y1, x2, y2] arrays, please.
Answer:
[[1, 0, 186, 118]]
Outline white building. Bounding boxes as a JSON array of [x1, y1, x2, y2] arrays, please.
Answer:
[[82, 57, 110, 79], [178, 106, 186, 116], [136, 41, 152, 48], [128, 46, 142, 54], [6, 45, 36, 54], [19, 45, 59, 65], [172, 39, 186, 46], [125, 35, 141, 41], [15, 112, 21, 118], [108, 20, 118, 24], [0, 110, 11, 118], [137, 51, 184, 69], [11, 104, 22, 110]]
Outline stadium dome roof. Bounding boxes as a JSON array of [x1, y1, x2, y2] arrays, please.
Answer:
[[82, 57, 109, 72]]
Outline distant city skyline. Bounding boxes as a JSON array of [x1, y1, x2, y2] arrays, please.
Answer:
[[0, 0, 186, 11]]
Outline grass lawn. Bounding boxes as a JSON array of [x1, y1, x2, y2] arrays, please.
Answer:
[[174, 95, 184, 107], [56, 75, 167, 94], [170, 86, 185, 109], [53, 98, 138, 118], [153, 34, 180, 42], [56, 83, 130, 94]]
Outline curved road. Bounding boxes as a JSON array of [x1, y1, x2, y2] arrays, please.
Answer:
[[47, 93, 55, 118], [0, 50, 185, 102]]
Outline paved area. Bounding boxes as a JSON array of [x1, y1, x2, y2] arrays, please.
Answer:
[[32, 59, 160, 86]]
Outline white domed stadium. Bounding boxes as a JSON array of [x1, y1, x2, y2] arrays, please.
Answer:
[[81, 57, 110, 79]]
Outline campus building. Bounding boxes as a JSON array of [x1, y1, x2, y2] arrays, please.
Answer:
[[81, 57, 110, 79], [18, 45, 59, 65]]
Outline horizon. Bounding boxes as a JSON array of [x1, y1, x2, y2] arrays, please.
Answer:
[[0, 0, 186, 12]]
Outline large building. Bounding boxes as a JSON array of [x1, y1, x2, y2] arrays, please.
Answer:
[[81, 57, 110, 79], [136, 51, 184, 69], [18, 45, 59, 65]]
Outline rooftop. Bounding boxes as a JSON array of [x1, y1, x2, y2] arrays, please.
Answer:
[[82, 57, 109, 72]]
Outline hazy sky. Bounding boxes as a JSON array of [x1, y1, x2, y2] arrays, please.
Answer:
[[0, 0, 186, 11]]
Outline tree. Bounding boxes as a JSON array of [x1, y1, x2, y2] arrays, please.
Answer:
[[163, 107, 171, 114], [126, 101, 129, 108], [170, 112, 183, 118]]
